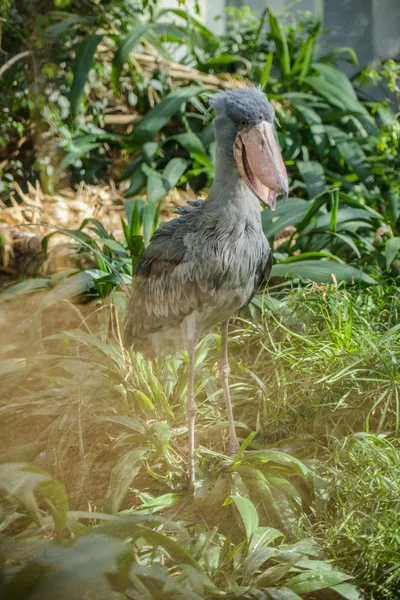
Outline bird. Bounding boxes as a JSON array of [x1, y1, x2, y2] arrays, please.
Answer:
[[124, 86, 288, 486]]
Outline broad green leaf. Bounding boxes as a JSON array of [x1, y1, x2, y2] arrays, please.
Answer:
[[147, 172, 169, 205], [272, 260, 376, 284], [298, 161, 326, 199], [268, 475, 302, 506], [38, 479, 68, 529], [203, 54, 251, 71], [238, 450, 308, 477], [99, 238, 127, 253], [0, 278, 52, 303], [236, 432, 256, 458], [332, 583, 363, 599], [112, 22, 154, 91], [133, 86, 204, 144], [336, 140, 370, 182], [67, 511, 120, 522], [139, 527, 204, 571], [169, 132, 206, 155], [330, 232, 361, 258], [302, 207, 380, 235], [142, 204, 157, 247], [125, 168, 146, 197], [38, 271, 100, 310], [191, 152, 214, 170], [142, 141, 159, 162], [98, 415, 146, 435], [105, 448, 148, 514], [262, 199, 309, 238], [295, 191, 330, 233], [226, 496, 259, 539], [250, 527, 284, 551], [47, 329, 111, 355], [329, 46, 359, 65], [286, 569, 352, 593], [163, 157, 189, 188], [133, 389, 156, 416], [152, 421, 171, 457], [257, 563, 294, 586], [60, 142, 102, 169], [385, 237, 400, 269], [241, 547, 275, 579], [15, 534, 132, 600], [128, 199, 142, 236], [305, 63, 365, 114], [70, 34, 103, 116], [153, 21, 187, 42], [120, 157, 143, 181], [292, 101, 328, 157], [0, 464, 50, 523]]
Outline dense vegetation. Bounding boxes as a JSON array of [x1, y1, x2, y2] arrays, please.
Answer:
[[0, 1, 399, 599]]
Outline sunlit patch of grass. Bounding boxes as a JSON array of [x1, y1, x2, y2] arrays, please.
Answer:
[[309, 434, 400, 600], [1, 281, 399, 512], [1, 280, 399, 598], [229, 282, 400, 443]]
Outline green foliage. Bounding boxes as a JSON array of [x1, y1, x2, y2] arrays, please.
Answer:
[[1, 2, 399, 278], [0, 464, 361, 599], [237, 281, 400, 440], [70, 34, 104, 116], [1, 7, 399, 594], [311, 435, 400, 600], [263, 190, 391, 281], [0, 199, 158, 301], [1, 274, 399, 598]]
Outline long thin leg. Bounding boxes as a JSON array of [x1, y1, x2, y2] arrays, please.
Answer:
[[187, 341, 197, 487], [219, 321, 240, 455]]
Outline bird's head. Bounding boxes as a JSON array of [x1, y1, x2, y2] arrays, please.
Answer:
[[210, 87, 288, 210]]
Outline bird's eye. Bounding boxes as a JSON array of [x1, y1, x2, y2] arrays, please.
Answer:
[[240, 119, 248, 127]]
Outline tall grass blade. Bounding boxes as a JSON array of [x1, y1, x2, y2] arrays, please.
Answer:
[[260, 52, 273, 90], [268, 9, 291, 77], [70, 34, 103, 116]]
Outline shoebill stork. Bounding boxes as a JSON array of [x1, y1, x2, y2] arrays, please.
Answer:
[[124, 87, 288, 485]]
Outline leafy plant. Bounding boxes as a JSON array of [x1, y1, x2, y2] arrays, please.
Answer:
[[231, 281, 400, 440], [0, 463, 361, 599], [263, 189, 385, 283], [311, 434, 400, 600], [2, 3, 399, 280]]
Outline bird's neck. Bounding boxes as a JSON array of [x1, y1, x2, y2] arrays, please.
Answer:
[[206, 146, 262, 219]]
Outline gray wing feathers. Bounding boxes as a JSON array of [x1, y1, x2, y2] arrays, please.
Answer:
[[124, 202, 211, 348]]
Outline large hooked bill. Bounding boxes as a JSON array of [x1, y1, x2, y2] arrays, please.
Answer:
[[234, 121, 288, 211]]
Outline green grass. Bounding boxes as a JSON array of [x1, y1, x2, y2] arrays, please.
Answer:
[[1, 279, 400, 598], [310, 434, 400, 599]]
